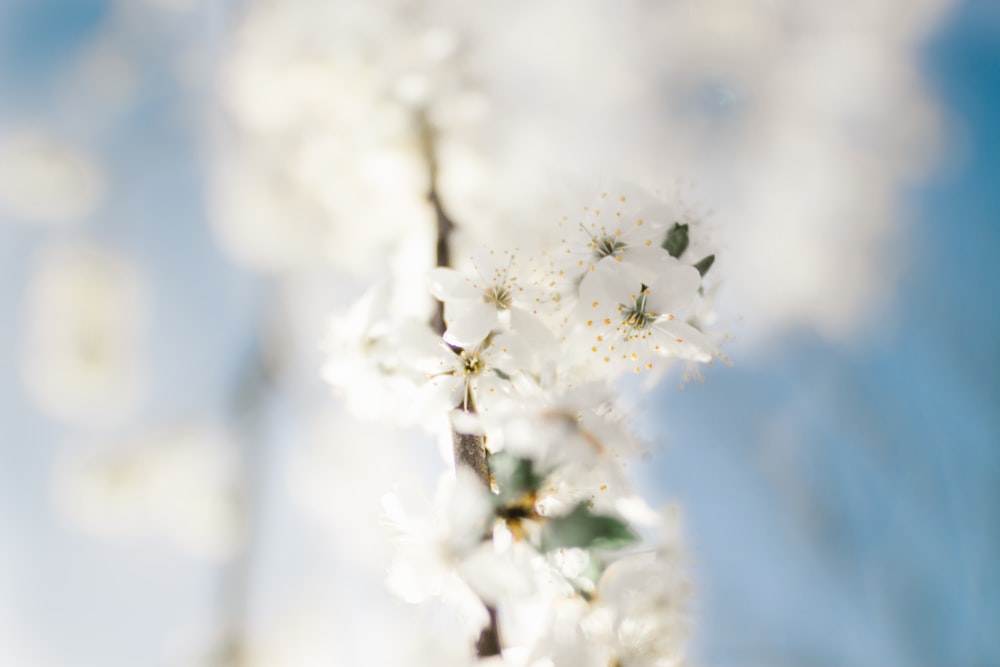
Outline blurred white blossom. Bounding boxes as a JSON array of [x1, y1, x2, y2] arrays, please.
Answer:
[[381, 470, 496, 640], [212, 0, 952, 343], [53, 425, 240, 559], [210, 0, 471, 272], [21, 243, 145, 424], [0, 130, 104, 225], [287, 406, 430, 570]]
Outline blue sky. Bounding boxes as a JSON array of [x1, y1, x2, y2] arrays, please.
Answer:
[[643, 3, 1000, 664]]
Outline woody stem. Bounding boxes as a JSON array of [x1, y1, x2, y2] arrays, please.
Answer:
[[419, 110, 500, 659]]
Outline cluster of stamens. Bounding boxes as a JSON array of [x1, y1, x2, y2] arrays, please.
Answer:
[[592, 234, 626, 259], [620, 289, 654, 335], [484, 284, 513, 310], [461, 351, 484, 376]]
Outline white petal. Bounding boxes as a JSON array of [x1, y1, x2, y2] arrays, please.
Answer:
[[577, 268, 606, 307], [594, 257, 643, 299], [622, 245, 674, 285], [441, 572, 491, 640], [509, 307, 556, 361], [386, 549, 446, 603], [577, 267, 618, 323], [470, 247, 511, 285], [646, 261, 701, 314], [484, 332, 531, 373], [429, 267, 480, 301], [652, 319, 715, 362], [450, 408, 484, 436], [418, 372, 466, 410], [458, 543, 534, 605], [615, 495, 661, 527], [447, 467, 495, 551], [444, 300, 497, 347], [470, 371, 509, 411], [404, 333, 457, 375], [381, 486, 437, 538]]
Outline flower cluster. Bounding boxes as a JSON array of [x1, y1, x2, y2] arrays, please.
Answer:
[[323, 183, 719, 665]]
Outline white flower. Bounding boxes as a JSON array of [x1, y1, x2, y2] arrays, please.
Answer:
[[541, 546, 690, 667], [576, 258, 713, 375], [430, 249, 551, 350], [320, 281, 424, 422], [556, 187, 674, 284], [212, 2, 474, 273], [415, 332, 532, 413], [469, 384, 641, 523], [53, 425, 239, 559], [591, 549, 691, 667], [488, 383, 640, 468], [0, 129, 104, 225], [21, 243, 145, 424], [382, 470, 532, 641], [381, 470, 491, 600]]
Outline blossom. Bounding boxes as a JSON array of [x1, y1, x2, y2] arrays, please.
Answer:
[[585, 541, 691, 667], [0, 129, 104, 225], [21, 243, 145, 423], [542, 544, 690, 667], [53, 425, 240, 559], [414, 332, 532, 413], [382, 470, 533, 641], [212, 1, 476, 273], [486, 383, 640, 468], [556, 187, 675, 284], [320, 281, 425, 422], [430, 249, 551, 350], [576, 258, 713, 375]]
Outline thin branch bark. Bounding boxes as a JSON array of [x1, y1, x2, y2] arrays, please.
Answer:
[[452, 427, 491, 487], [421, 111, 455, 339], [419, 111, 501, 659], [216, 295, 285, 666]]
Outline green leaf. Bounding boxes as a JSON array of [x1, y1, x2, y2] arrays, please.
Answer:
[[693, 253, 715, 277], [662, 223, 689, 258], [488, 451, 544, 504], [541, 502, 638, 552]]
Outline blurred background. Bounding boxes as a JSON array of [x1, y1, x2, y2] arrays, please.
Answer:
[[0, 0, 997, 665]]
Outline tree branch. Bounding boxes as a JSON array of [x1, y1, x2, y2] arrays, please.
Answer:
[[420, 111, 455, 339], [452, 427, 491, 487], [419, 111, 500, 659], [216, 294, 286, 666]]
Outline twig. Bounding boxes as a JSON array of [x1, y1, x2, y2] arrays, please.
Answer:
[[216, 295, 285, 666], [421, 111, 455, 339], [452, 427, 491, 488], [419, 111, 501, 659]]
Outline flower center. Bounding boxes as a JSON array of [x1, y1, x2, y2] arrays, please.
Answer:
[[484, 284, 512, 310], [461, 351, 484, 376], [593, 235, 626, 259], [620, 289, 654, 332]]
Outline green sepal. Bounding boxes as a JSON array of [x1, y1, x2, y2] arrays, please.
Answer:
[[540, 502, 638, 552], [662, 223, 690, 258], [491, 367, 511, 381], [693, 253, 715, 277]]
